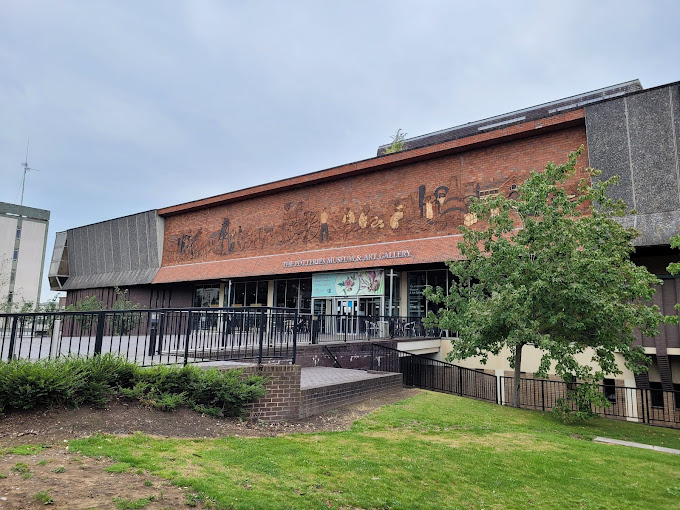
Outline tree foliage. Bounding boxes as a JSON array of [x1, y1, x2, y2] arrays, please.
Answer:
[[425, 147, 666, 411]]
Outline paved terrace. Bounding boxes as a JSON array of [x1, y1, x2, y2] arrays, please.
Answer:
[[300, 366, 396, 389]]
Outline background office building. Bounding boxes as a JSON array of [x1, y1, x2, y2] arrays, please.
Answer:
[[1, 202, 50, 308]]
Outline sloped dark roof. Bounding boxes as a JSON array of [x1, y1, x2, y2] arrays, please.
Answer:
[[377, 80, 643, 155]]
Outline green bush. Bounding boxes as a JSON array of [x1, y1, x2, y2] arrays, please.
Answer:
[[0, 358, 84, 410], [185, 367, 267, 418], [0, 356, 267, 419]]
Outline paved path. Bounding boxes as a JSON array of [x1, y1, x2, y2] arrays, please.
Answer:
[[300, 366, 396, 389], [593, 436, 680, 455]]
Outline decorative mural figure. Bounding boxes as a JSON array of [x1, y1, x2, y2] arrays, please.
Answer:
[[215, 218, 235, 254], [358, 206, 369, 229], [390, 203, 405, 229], [319, 208, 329, 242], [342, 208, 356, 224], [434, 186, 449, 215], [424, 196, 434, 220]]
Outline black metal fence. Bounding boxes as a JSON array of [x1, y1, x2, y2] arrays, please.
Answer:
[[500, 376, 680, 427], [0, 307, 299, 366], [293, 314, 440, 344], [0, 308, 442, 366], [370, 344, 498, 404]]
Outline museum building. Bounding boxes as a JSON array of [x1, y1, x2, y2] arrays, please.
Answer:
[[49, 79, 680, 390]]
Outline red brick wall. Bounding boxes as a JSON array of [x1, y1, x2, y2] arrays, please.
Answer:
[[241, 364, 301, 422], [300, 373, 403, 419], [161, 127, 588, 269]]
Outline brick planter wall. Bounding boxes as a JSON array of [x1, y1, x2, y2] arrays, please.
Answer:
[[240, 364, 301, 422], [300, 372, 403, 419]]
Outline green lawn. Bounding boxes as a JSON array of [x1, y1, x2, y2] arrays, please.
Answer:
[[71, 392, 680, 509]]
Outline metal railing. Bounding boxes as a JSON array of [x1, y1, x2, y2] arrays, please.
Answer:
[[0, 307, 298, 366], [370, 344, 498, 404], [500, 376, 680, 427], [292, 314, 440, 344]]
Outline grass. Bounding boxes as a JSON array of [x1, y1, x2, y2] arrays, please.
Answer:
[[34, 491, 54, 505], [11, 462, 32, 479], [106, 462, 133, 473], [4, 444, 47, 455], [113, 496, 156, 509], [70, 392, 680, 510]]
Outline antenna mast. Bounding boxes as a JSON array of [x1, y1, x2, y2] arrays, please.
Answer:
[[20, 140, 38, 206]]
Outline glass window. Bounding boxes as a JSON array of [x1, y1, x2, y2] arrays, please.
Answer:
[[427, 270, 448, 315], [407, 272, 426, 318], [603, 379, 616, 403], [299, 278, 311, 313], [15, 226, 21, 239], [13, 249, 18, 261], [232, 282, 246, 307], [273, 278, 311, 311], [194, 285, 220, 307], [650, 382, 664, 408], [256, 281, 269, 306], [275, 280, 287, 308], [285, 280, 299, 309], [384, 270, 401, 316], [245, 282, 257, 306]]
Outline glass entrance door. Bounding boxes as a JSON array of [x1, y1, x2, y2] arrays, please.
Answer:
[[333, 297, 358, 336]]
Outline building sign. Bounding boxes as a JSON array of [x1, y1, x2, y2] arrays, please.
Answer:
[[312, 270, 384, 297], [283, 250, 411, 269]]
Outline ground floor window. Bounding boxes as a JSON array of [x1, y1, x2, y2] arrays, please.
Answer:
[[407, 269, 448, 318], [384, 269, 401, 317], [274, 278, 311, 313], [193, 285, 220, 307], [650, 382, 664, 408], [603, 379, 616, 403], [228, 280, 269, 307]]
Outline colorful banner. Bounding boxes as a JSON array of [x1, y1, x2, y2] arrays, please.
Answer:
[[312, 270, 384, 297]]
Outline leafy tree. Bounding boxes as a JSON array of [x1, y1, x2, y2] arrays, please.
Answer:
[[66, 294, 104, 332], [110, 287, 141, 334], [668, 236, 680, 277], [65, 288, 141, 335], [425, 147, 666, 411], [384, 129, 407, 154]]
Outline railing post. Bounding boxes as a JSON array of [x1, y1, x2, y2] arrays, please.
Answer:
[[7, 315, 19, 360], [148, 311, 156, 357], [541, 379, 546, 412], [157, 312, 165, 356], [291, 309, 297, 365], [184, 311, 192, 366], [258, 308, 266, 364], [94, 311, 106, 356]]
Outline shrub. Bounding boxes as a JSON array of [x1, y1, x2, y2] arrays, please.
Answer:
[[185, 367, 267, 418], [0, 358, 84, 410], [0, 356, 267, 419]]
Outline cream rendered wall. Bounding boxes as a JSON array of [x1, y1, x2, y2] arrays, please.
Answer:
[[0, 215, 19, 299], [439, 339, 636, 380], [12, 219, 47, 305]]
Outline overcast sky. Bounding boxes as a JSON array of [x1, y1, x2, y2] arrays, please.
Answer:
[[1, 0, 678, 300]]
